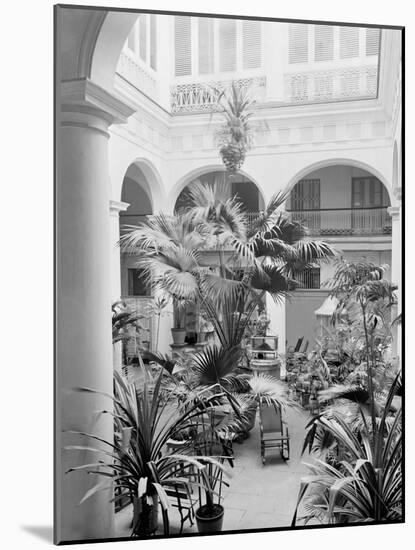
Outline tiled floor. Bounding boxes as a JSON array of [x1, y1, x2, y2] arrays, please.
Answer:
[[115, 406, 310, 537]]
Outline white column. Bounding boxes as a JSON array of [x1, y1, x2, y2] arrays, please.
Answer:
[[56, 79, 135, 542], [267, 295, 287, 378], [110, 200, 129, 371], [109, 200, 129, 301], [388, 200, 402, 358]]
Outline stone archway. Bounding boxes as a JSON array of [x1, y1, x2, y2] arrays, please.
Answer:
[[170, 165, 266, 214], [284, 158, 394, 205]]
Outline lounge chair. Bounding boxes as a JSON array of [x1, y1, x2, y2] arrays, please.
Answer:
[[259, 399, 290, 464]]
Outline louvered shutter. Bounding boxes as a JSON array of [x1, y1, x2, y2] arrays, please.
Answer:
[[139, 15, 147, 62], [175, 16, 192, 76], [127, 27, 136, 52], [314, 25, 333, 61], [366, 28, 380, 56], [219, 19, 237, 72], [340, 27, 359, 59], [150, 15, 157, 70], [243, 20, 261, 69], [289, 24, 308, 64], [198, 18, 214, 74]]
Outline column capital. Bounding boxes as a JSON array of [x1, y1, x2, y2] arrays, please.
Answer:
[[60, 78, 137, 126], [388, 205, 400, 219], [109, 199, 130, 216], [393, 186, 402, 201]]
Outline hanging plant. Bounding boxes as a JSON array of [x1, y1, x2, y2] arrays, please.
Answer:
[[214, 82, 266, 174]]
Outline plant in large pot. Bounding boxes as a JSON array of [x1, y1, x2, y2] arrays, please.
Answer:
[[171, 298, 187, 345], [214, 82, 260, 175], [195, 456, 228, 533], [65, 370, 225, 537]]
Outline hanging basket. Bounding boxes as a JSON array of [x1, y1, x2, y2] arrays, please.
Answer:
[[219, 142, 246, 174]]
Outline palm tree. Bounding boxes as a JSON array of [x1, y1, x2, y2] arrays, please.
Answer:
[[120, 181, 337, 353]]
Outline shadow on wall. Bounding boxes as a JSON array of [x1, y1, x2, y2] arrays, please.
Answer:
[[20, 525, 53, 543]]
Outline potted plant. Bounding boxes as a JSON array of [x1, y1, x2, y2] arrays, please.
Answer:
[[214, 82, 268, 174], [171, 298, 187, 345], [65, 370, 224, 537], [197, 317, 211, 344], [195, 459, 227, 533]]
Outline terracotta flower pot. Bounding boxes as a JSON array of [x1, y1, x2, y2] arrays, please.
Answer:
[[171, 328, 186, 345]]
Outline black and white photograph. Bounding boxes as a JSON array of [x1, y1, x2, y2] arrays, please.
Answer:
[[53, 3, 403, 545]]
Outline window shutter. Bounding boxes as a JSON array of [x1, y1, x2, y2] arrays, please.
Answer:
[[175, 16, 192, 76], [139, 15, 147, 62], [219, 19, 237, 72], [127, 28, 136, 52], [314, 25, 333, 61], [289, 24, 308, 64], [339, 27, 359, 59], [366, 28, 380, 56], [198, 18, 214, 74], [150, 15, 157, 70], [243, 20, 261, 69]]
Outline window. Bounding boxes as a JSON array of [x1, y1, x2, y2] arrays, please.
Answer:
[[314, 25, 333, 62], [139, 15, 147, 62], [289, 179, 320, 210], [366, 28, 380, 56], [351, 177, 389, 208], [296, 267, 321, 289], [340, 27, 359, 59], [127, 28, 136, 52], [124, 16, 157, 72], [289, 24, 308, 64], [128, 269, 151, 297], [150, 15, 157, 70], [198, 18, 214, 74], [242, 20, 261, 69], [175, 17, 262, 78], [219, 19, 237, 72], [175, 16, 192, 76]]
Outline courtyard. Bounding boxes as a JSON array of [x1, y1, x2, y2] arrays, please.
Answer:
[[115, 404, 310, 536], [55, 7, 403, 544]]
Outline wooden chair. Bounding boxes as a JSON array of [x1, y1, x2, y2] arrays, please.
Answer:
[[164, 477, 198, 534], [259, 399, 290, 464]]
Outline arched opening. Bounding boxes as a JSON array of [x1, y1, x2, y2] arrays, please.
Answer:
[[285, 163, 392, 350], [174, 170, 265, 215], [172, 170, 266, 345], [119, 164, 154, 357], [286, 164, 391, 239]]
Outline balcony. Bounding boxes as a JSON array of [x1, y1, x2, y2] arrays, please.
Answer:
[[284, 65, 378, 104], [286, 207, 391, 236], [170, 76, 266, 114]]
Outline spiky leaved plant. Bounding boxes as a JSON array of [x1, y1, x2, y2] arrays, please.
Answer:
[[214, 82, 263, 174]]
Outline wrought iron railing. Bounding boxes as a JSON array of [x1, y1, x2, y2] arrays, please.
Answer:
[[170, 76, 266, 113], [284, 65, 378, 104], [287, 206, 391, 236]]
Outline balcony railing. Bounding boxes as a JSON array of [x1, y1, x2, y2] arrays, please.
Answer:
[[120, 208, 391, 237], [284, 65, 378, 104], [287, 207, 391, 236], [170, 76, 266, 114]]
